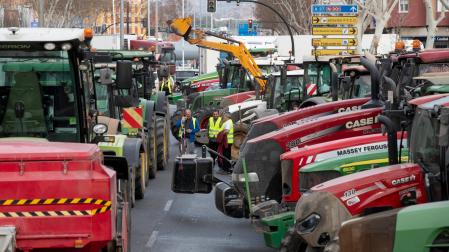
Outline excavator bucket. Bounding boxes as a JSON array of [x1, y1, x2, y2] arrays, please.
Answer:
[[167, 17, 193, 38]]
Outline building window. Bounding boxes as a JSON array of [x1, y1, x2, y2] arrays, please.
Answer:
[[437, 0, 449, 12], [399, 0, 409, 13]]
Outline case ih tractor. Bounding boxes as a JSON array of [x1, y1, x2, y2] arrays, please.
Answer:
[[292, 93, 449, 252], [0, 28, 131, 250]]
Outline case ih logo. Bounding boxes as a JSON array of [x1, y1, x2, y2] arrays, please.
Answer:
[[392, 175, 416, 186], [345, 115, 379, 129], [338, 106, 361, 113]]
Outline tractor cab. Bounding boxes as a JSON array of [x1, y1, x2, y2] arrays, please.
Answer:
[[0, 28, 96, 142], [264, 68, 304, 112]]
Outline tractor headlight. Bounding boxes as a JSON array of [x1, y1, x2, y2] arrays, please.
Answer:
[[296, 213, 321, 234], [44, 42, 56, 50], [61, 43, 72, 51], [93, 123, 108, 135]]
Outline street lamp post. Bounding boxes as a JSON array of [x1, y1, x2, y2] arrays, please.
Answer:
[[218, 0, 296, 59]]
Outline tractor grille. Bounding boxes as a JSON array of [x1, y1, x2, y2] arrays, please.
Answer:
[[234, 139, 284, 203], [299, 171, 340, 193]]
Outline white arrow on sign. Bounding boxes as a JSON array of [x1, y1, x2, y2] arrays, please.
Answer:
[[350, 6, 357, 12]]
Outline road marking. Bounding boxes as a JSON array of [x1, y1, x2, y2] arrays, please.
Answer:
[[164, 200, 173, 212], [145, 230, 159, 248]]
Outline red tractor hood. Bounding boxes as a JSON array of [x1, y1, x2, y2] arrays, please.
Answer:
[[235, 107, 383, 203], [0, 140, 100, 161], [281, 132, 407, 203], [221, 91, 256, 106], [311, 163, 428, 216], [190, 79, 220, 92], [245, 97, 371, 142]]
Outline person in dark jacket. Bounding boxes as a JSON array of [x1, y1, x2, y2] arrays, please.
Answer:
[[176, 109, 200, 154]]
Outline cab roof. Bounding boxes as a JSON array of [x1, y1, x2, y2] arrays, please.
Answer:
[[0, 140, 99, 161], [271, 69, 304, 76], [0, 28, 85, 42]]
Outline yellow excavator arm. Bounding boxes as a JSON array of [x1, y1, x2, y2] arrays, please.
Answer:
[[168, 17, 267, 92]]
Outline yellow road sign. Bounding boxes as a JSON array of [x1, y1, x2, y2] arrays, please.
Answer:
[[312, 49, 356, 56], [312, 27, 357, 35], [312, 16, 358, 25], [312, 38, 358, 47]]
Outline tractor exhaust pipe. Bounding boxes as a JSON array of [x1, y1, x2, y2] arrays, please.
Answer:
[[361, 56, 382, 108], [330, 63, 338, 101], [379, 115, 398, 165]]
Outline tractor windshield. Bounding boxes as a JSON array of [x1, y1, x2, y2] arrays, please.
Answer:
[[305, 63, 331, 95], [265, 75, 302, 109], [410, 108, 440, 173], [0, 50, 80, 141], [419, 63, 449, 75], [160, 49, 176, 64]]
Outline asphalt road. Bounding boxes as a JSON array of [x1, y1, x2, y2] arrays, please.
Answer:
[[131, 109, 274, 252]]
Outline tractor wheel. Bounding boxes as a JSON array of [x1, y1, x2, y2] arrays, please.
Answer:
[[231, 123, 249, 160], [170, 109, 183, 141], [107, 178, 131, 252], [156, 116, 168, 170], [194, 106, 220, 145], [147, 117, 157, 180], [135, 152, 146, 200], [155, 91, 169, 115], [130, 165, 136, 208], [279, 227, 308, 252]]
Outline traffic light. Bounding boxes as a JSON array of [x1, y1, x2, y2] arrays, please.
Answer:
[[248, 19, 253, 31], [207, 0, 216, 13]]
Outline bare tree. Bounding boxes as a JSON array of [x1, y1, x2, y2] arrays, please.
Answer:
[[354, 0, 400, 53], [255, 0, 312, 35], [424, 0, 449, 49]]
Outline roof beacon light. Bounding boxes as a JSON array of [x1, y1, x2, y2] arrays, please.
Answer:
[[395, 40, 405, 51], [412, 40, 421, 51], [84, 28, 94, 39]]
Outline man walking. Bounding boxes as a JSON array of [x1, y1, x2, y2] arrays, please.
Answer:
[[207, 110, 222, 165], [176, 109, 199, 155]]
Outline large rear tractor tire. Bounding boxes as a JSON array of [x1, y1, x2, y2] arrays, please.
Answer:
[[156, 116, 169, 170], [135, 152, 147, 200], [193, 106, 220, 145], [147, 117, 157, 180], [170, 109, 183, 141], [231, 123, 249, 160], [279, 227, 308, 252], [107, 178, 131, 252], [155, 91, 169, 115]]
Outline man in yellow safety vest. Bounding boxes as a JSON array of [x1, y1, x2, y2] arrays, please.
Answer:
[[160, 75, 174, 96], [220, 112, 234, 172], [207, 109, 222, 165]]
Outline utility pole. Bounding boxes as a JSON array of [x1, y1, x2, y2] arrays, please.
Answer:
[[126, 1, 130, 34], [147, 0, 151, 36], [155, 0, 159, 39], [120, 0, 124, 49], [38, 0, 44, 27]]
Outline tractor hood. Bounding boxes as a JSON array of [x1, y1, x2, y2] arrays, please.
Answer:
[[234, 107, 383, 204], [220, 91, 256, 108], [280, 132, 407, 203], [244, 97, 371, 144], [190, 79, 219, 93], [295, 163, 428, 248], [227, 100, 266, 123]]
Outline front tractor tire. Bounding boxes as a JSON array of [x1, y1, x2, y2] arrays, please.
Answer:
[[156, 116, 169, 170], [135, 152, 147, 200], [280, 227, 308, 252], [170, 108, 183, 141], [231, 123, 249, 160], [147, 117, 157, 180]]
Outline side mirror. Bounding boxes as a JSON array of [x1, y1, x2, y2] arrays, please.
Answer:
[[116, 60, 133, 89], [342, 76, 352, 91], [99, 68, 114, 85]]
